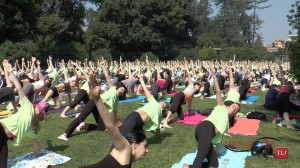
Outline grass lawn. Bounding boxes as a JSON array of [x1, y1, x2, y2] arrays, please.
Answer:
[[5, 90, 300, 168]]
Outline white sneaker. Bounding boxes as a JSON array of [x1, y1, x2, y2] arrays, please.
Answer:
[[277, 121, 283, 127], [76, 122, 85, 132], [57, 134, 68, 141]]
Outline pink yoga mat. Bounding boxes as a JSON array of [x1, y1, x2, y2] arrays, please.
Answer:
[[229, 118, 260, 136], [273, 114, 300, 120], [171, 112, 207, 125], [166, 91, 179, 96]]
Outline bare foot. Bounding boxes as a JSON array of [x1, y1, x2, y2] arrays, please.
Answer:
[[53, 106, 61, 110], [183, 163, 189, 168], [162, 124, 173, 129], [60, 114, 67, 118]]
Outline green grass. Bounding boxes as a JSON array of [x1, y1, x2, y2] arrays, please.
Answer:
[[5, 90, 300, 168]]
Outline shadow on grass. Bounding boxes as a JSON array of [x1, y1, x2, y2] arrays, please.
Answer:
[[47, 140, 69, 152]]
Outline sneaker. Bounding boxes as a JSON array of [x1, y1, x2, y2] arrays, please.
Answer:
[[277, 121, 283, 127], [57, 134, 68, 141], [76, 122, 85, 132]]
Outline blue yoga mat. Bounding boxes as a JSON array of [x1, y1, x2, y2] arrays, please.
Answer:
[[172, 147, 251, 168], [139, 97, 171, 106], [241, 96, 260, 104], [118, 96, 146, 104]]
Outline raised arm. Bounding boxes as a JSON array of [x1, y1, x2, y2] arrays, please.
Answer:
[[92, 86, 130, 152], [101, 61, 114, 88], [5, 63, 25, 99], [209, 62, 224, 106], [36, 60, 44, 82], [185, 61, 193, 87], [277, 59, 285, 85], [29, 56, 36, 79], [2, 60, 12, 87], [139, 73, 153, 100], [228, 61, 235, 91]]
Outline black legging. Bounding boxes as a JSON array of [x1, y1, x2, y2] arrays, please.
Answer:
[[201, 82, 211, 97], [191, 120, 218, 168], [165, 76, 173, 94], [276, 92, 291, 118], [170, 92, 185, 120], [68, 89, 90, 109], [144, 82, 161, 102], [0, 123, 9, 168], [64, 99, 105, 137]]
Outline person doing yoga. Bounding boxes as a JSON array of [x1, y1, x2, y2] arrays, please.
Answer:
[[0, 62, 50, 168], [183, 62, 240, 168], [81, 86, 148, 168]]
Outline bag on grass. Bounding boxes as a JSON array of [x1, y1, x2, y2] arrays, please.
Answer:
[[246, 111, 267, 121]]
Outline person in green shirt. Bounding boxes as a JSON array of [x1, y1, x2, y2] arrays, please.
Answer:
[[183, 62, 240, 168], [119, 74, 170, 140], [0, 62, 50, 168], [57, 60, 125, 141]]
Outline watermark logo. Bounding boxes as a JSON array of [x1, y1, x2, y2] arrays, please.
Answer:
[[275, 147, 288, 159], [225, 137, 288, 159]]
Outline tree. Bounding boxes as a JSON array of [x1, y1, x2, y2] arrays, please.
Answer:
[[287, 1, 300, 81], [0, 0, 43, 43]]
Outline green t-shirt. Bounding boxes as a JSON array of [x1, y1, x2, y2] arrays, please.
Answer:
[[205, 105, 229, 144], [81, 81, 91, 96], [50, 69, 59, 86], [100, 87, 119, 113], [225, 90, 240, 103], [0, 97, 37, 146], [138, 97, 162, 131]]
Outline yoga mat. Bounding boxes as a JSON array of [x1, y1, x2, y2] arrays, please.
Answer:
[[139, 97, 171, 106], [59, 91, 78, 96], [118, 96, 146, 104], [48, 106, 66, 113], [0, 110, 12, 118], [194, 93, 201, 97], [166, 91, 179, 97], [176, 85, 185, 89], [206, 94, 225, 99], [273, 113, 300, 120], [8, 149, 71, 168], [172, 147, 251, 168], [171, 112, 207, 125], [229, 118, 260, 136], [240, 96, 260, 104], [247, 89, 256, 93]]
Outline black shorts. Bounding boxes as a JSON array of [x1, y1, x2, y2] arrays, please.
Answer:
[[50, 86, 59, 98]]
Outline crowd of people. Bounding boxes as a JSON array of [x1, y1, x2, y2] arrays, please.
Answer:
[[0, 55, 299, 168]]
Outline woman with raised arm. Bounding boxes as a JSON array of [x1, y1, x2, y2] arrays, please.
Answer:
[[183, 62, 240, 168], [0, 63, 50, 168], [273, 60, 295, 129], [60, 61, 96, 118], [119, 74, 169, 140], [224, 61, 240, 103], [81, 86, 148, 168], [57, 60, 125, 141], [162, 61, 200, 128], [41, 59, 77, 109], [22, 58, 50, 103]]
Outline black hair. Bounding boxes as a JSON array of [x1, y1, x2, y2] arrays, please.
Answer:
[[224, 100, 241, 112], [125, 131, 147, 144], [229, 116, 236, 127]]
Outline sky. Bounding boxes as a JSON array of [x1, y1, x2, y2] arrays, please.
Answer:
[[86, 0, 297, 45], [256, 0, 297, 45]]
